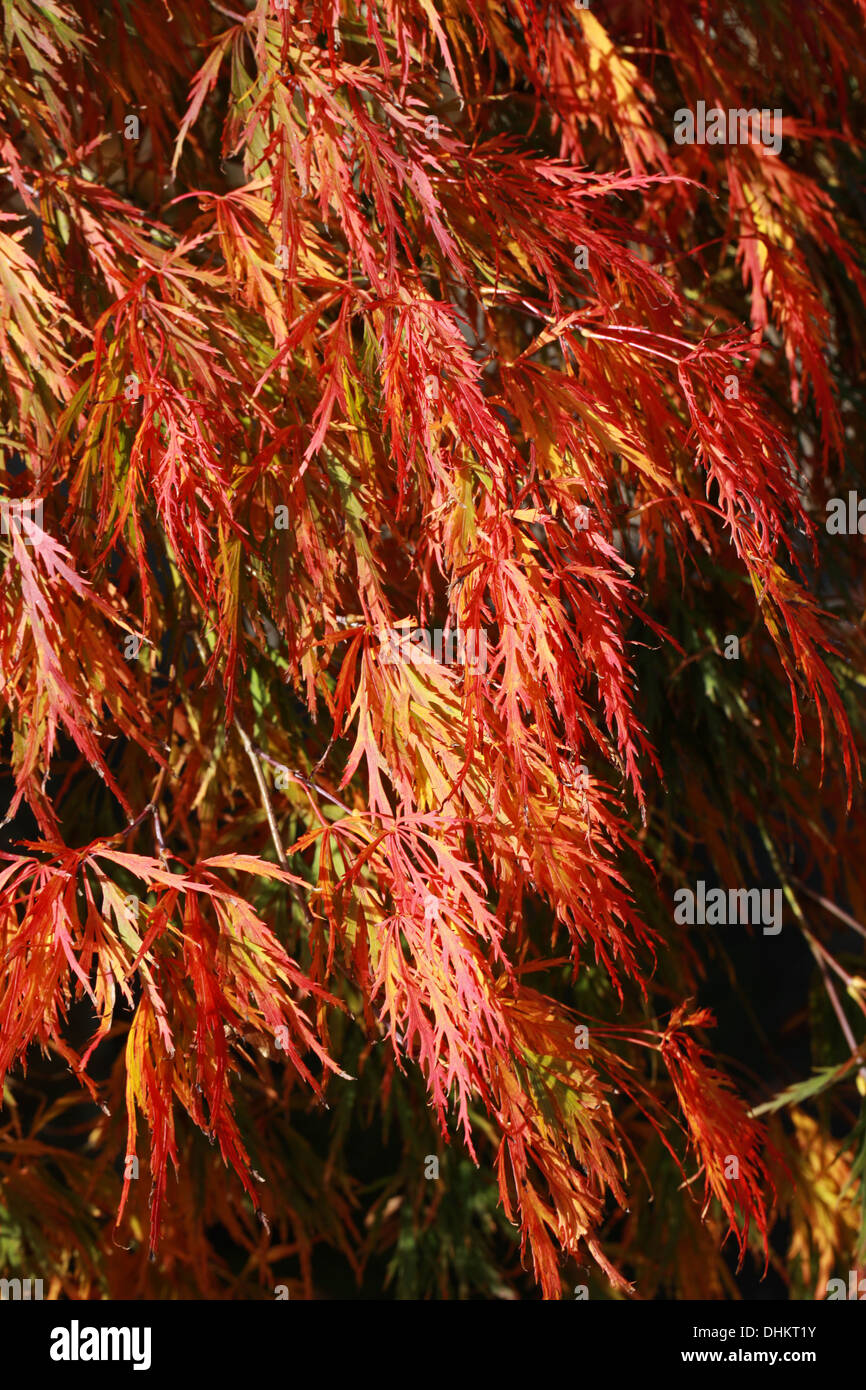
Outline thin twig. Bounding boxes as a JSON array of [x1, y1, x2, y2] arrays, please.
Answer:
[[210, 1, 249, 22], [123, 802, 154, 837], [793, 878, 866, 944], [253, 748, 352, 815], [151, 805, 167, 864], [190, 629, 304, 907], [804, 929, 865, 1010], [234, 717, 289, 870], [812, 941, 863, 1062], [120, 768, 169, 849]]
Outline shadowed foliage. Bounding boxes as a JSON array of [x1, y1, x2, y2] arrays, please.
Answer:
[[1, 0, 865, 1299]]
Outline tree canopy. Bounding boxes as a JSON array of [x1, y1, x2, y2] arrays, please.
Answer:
[[1, 0, 865, 1299]]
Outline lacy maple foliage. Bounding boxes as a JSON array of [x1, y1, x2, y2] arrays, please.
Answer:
[[1, 0, 865, 1299]]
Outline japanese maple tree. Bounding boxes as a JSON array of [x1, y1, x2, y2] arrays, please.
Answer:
[[1, 0, 865, 1299]]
